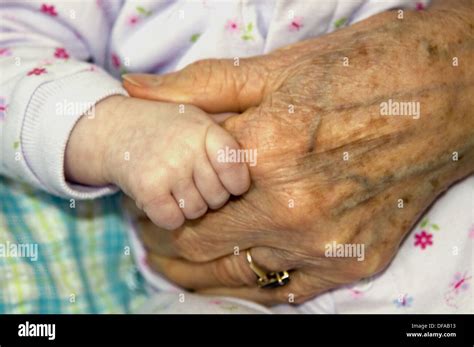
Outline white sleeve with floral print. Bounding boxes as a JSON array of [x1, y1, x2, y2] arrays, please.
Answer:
[[0, 0, 125, 199]]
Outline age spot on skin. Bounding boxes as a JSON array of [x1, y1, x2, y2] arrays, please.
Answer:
[[401, 195, 411, 204], [430, 177, 439, 189], [419, 40, 448, 63], [419, 40, 437, 59], [358, 45, 368, 56], [427, 43, 438, 57]]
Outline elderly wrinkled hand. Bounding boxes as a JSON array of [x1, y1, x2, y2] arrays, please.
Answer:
[[123, 5, 474, 305]]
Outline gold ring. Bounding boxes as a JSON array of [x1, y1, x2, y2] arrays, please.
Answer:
[[246, 250, 290, 288]]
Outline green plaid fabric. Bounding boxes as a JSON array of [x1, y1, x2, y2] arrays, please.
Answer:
[[0, 177, 147, 313]]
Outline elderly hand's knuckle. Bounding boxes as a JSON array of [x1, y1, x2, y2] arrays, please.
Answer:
[[236, 259, 259, 286], [187, 59, 214, 85], [211, 258, 239, 287], [210, 255, 255, 287], [354, 252, 387, 278]]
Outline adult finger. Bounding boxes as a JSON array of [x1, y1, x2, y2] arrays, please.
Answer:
[[123, 57, 276, 113], [146, 247, 298, 290]]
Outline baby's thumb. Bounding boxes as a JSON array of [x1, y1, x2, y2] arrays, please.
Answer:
[[123, 58, 270, 113]]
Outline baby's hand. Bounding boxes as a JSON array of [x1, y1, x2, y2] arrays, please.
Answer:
[[66, 95, 250, 230]]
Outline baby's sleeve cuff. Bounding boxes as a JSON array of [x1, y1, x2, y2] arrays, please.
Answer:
[[21, 69, 127, 199]]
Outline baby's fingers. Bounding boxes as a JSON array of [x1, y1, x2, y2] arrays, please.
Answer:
[[143, 193, 185, 231], [206, 125, 251, 196], [171, 178, 208, 220], [193, 158, 230, 209]]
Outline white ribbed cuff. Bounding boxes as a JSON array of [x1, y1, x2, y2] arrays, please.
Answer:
[[22, 69, 127, 199]]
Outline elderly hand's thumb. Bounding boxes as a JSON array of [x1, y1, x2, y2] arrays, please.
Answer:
[[123, 58, 268, 113]]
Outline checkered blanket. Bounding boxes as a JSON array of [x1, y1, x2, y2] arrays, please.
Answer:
[[0, 177, 147, 313]]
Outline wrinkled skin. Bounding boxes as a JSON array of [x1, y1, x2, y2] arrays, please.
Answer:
[[124, 4, 474, 305]]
